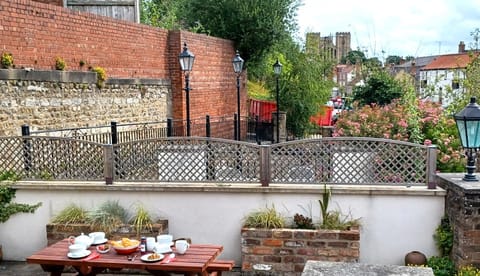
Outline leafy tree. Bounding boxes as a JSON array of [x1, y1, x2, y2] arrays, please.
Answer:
[[341, 50, 366, 65], [353, 70, 403, 106], [141, 0, 187, 30], [405, 56, 415, 61], [181, 0, 300, 64], [385, 55, 403, 65]]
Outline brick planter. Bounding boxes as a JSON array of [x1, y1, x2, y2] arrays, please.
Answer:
[[241, 227, 360, 275], [46, 219, 168, 245]]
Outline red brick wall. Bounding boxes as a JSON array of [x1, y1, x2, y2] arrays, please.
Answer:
[[31, 0, 62, 6], [0, 0, 246, 125]]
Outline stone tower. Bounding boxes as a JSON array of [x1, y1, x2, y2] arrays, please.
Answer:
[[335, 32, 351, 62]]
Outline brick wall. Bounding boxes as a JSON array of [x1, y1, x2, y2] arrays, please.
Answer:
[[437, 175, 480, 268], [32, 0, 62, 6], [241, 227, 360, 275], [0, 0, 246, 133]]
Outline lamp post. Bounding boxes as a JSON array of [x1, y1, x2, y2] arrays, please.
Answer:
[[232, 51, 244, 141], [273, 59, 283, 143], [179, 43, 195, 136], [454, 97, 480, 181]]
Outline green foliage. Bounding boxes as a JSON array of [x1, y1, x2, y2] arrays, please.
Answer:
[[319, 184, 331, 226], [51, 204, 88, 225], [458, 265, 480, 276], [140, 0, 186, 30], [91, 66, 107, 88], [55, 57, 66, 70], [243, 204, 286, 229], [427, 256, 456, 276], [341, 50, 366, 65], [129, 203, 154, 238], [293, 213, 315, 229], [1, 52, 14, 68], [79, 60, 86, 67], [353, 69, 403, 106], [0, 172, 41, 223], [87, 200, 128, 234], [247, 80, 271, 100], [434, 216, 453, 257], [385, 55, 403, 65], [182, 0, 300, 64]]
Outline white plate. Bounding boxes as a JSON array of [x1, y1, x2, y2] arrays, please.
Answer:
[[141, 253, 164, 263], [91, 238, 108, 245], [67, 250, 91, 259]]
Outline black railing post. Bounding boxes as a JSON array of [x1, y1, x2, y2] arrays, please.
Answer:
[[255, 115, 260, 145], [206, 115, 211, 138], [234, 114, 238, 140], [167, 118, 173, 137], [21, 125, 32, 175], [111, 121, 118, 144]]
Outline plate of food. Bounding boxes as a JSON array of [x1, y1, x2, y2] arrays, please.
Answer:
[[140, 252, 164, 263], [111, 238, 140, 255]]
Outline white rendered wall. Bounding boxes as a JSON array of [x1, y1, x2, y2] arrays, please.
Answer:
[[0, 182, 445, 267]]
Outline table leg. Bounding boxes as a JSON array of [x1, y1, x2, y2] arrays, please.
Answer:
[[40, 264, 64, 276]]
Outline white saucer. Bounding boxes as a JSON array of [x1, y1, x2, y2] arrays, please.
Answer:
[[91, 238, 108, 245], [67, 250, 91, 259]]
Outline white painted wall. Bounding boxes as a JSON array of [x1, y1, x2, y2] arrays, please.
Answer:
[[0, 182, 445, 267]]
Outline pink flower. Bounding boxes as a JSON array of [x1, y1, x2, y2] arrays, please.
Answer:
[[424, 139, 432, 146]]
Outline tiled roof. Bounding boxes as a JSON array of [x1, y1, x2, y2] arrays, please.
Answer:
[[395, 56, 438, 68], [421, 53, 475, 70]]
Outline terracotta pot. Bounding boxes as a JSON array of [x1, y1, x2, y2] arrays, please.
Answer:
[[404, 250, 427, 266]]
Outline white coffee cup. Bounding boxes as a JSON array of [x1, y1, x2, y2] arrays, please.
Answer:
[[89, 232, 105, 244], [157, 234, 173, 245], [69, 244, 85, 256], [175, 239, 189, 255], [146, 237, 156, 251]]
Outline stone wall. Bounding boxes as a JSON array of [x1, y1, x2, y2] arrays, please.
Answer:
[[241, 227, 360, 275], [0, 69, 170, 136]]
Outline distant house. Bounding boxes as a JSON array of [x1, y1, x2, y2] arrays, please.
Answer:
[[418, 52, 474, 107], [392, 55, 438, 91]]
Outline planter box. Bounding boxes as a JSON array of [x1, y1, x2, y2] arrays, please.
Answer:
[[46, 219, 168, 245], [241, 227, 360, 275]]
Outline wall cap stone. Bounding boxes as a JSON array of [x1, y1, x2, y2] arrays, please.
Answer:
[[0, 69, 96, 83]]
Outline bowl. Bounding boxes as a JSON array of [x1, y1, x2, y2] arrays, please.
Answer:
[[112, 239, 140, 255], [96, 244, 110, 254]]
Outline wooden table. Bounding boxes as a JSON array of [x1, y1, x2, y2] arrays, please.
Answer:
[[27, 239, 223, 276]]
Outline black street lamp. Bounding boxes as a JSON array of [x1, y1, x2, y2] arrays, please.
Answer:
[[179, 43, 195, 136], [454, 97, 480, 181], [232, 51, 244, 141], [273, 59, 283, 143]]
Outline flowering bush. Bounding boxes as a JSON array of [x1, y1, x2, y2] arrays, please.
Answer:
[[334, 98, 464, 173]]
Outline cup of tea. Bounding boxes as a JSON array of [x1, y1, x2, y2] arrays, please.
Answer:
[[175, 239, 189, 255], [146, 237, 156, 251], [68, 244, 85, 257]]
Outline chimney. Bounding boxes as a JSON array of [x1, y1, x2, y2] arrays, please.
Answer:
[[459, 41, 466, 53]]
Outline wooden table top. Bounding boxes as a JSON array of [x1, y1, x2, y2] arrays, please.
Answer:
[[27, 239, 223, 276]]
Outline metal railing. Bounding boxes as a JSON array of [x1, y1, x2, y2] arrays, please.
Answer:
[[0, 135, 436, 186]]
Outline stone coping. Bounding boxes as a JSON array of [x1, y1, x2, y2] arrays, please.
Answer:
[[301, 260, 434, 276], [12, 181, 446, 196]]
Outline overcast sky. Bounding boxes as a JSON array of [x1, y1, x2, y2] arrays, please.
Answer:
[[296, 0, 480, 59]]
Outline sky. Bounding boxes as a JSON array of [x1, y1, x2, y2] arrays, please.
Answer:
[[296, 0, 480, 59]]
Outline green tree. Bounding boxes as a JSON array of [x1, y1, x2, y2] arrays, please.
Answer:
[[385, 55, 403, 65], [341, 50, 366, 65], [353, 70, 403, 106], [182, 0, 300, 64], [141, 0, 187, 30]]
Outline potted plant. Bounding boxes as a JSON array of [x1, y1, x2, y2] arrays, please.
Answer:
[[241, 184, 360, 274], [0, 171, 42, 260]]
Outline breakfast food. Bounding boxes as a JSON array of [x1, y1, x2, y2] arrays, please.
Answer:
[[148, 253, 160, 260], [111, 238, 139, 248]]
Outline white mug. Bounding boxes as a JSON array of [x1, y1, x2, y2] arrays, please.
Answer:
[[175, 239, 189, 254]]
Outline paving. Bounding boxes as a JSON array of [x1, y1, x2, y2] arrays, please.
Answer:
[[0, 261, 242, 276]]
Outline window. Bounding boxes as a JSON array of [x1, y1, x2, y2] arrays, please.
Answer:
[[452, 80, 460, 89], [421, 80, 427, 88]]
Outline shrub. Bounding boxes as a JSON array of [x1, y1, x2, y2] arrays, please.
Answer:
[[433, 216, 453, 257], [51, 204, 88, 225], [293, 213, 315, 229], [458, 265, 480, 275], [1, 52, 14, 68], [87, 200, 128, 234], [91, 66, 107, 88], [243, 204, 286, 229], [427, 256, 455, 276], [129, 203, 154, 238], [55, 57, 66, 70]]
